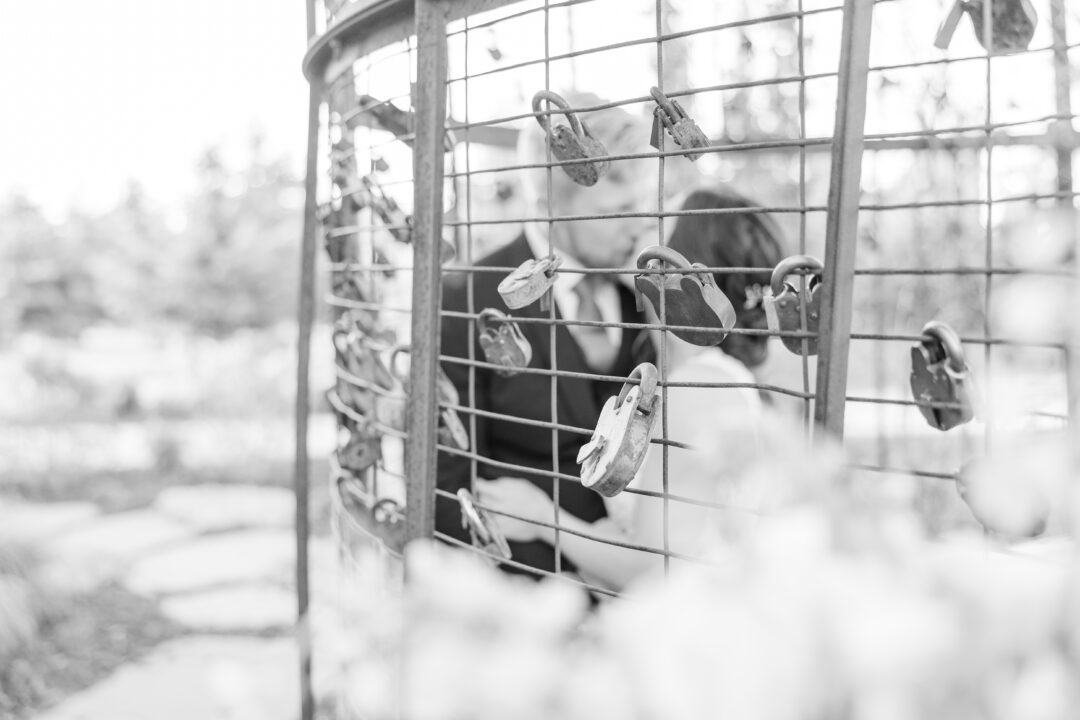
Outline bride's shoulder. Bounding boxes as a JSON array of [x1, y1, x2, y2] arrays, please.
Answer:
[[670, 348, 755, 384]]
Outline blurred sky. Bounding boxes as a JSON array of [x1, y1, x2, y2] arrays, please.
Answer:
[[0, 0, 310, 221]]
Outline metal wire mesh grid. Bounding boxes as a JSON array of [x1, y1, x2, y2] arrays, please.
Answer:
[[306, 0, 1080, 604]]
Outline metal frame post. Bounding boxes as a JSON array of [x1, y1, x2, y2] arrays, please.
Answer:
[[405, 0, 449, 545], [813, 0, 874, 438], [295, 3, 320, 720]]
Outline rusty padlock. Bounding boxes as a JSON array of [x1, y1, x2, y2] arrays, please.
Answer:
[[477, 308, 533, 375], [498, 255, 562, 311], [577, 363, 660, 497], [764, 255, 823, 356], [909, 321, 976, 431], [337, 426, 382, 474], [649, 87, 710, 161], [390, 346, 471, 451], [457, 488, 512, 560], [634, 246, 736, 346], [935, 0, 1036, 54], [532, 90, 610, 187]]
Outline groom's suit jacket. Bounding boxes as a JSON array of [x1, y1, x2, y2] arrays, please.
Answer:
[[436, 233, 655, 577]]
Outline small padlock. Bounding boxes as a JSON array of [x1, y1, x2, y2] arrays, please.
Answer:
[[477, 308, 533, 375], [438, 407, 471, 451], [764, 255, 823, 356], [649, 87, 710, 162], [498, 255, 562, 311], [909, 321, 976, 431], [337, 427, 381, 474], [935, 0, 1036, 54], [577, 363, 660, 497], [457, 488, 512, 560], [532, 91, 610, 187], [634, 246, 736, 346]]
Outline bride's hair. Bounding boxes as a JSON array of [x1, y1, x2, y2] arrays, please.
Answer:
[[667, 188, 786, 368]]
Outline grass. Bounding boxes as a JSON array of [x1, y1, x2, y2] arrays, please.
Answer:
[[0, 583, 183, 719]]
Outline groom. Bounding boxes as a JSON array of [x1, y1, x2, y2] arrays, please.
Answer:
[[435, 94, 658, 579]]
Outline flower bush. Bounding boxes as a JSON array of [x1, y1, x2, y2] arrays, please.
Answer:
[[334, 421, 1080, 720]]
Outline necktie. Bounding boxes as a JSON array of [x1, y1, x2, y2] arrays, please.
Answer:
[[571, 277, 618, 373]]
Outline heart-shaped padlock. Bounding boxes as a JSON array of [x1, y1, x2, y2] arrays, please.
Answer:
[[649, 87, 710, 161], [577, 363, 660, 497], [634, 246, 736, 346], [498, 255, 562, 311], [532, 91, 610, 187], [909, 320, 976, 431], [764, 255, 823, 356], [477, 308, 533, 375]]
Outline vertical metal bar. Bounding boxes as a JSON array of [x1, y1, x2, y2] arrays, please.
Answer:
[[1050, 0, 1074, 203], [654, 0, 670, 579], [543, 0, 561, 577], [405, 0, 448, 545], [797, 0, 812, 433], [813, 0, 874, 438], [294, 3, 320, 720], [981, 0, 995, 446], [1050, 0, 1079, 430]]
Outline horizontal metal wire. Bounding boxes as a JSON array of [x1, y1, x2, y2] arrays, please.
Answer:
[[849, 463, 958, 481], [853, 265, 1075, 277], [327, 294, 414, 315], [846, 394, 971, 411], [322, 188, 1077, 241], [433, 529, 620, 597], [325, 387, 409, 440], [439, 307, 820, 341], [442, 113, 1077, 181], [849, 333, 1067, 349], [330, 257, 1077, 278], [446, 4, 845, 85], [435, 488, 704, 560], [435, 442, 748, 511], [858, 190, 1080, 213], [438, 353, 816, 401]]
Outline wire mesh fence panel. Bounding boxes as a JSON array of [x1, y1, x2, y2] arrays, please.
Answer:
[[844, 0, 1079, 535], [303, 0, 1079, 659]]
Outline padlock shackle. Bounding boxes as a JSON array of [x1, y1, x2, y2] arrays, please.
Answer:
[[649, 86, 686, 122], [770, 254, 823, 296], [477, 307, 508, 334], [389, 343, 411, 382], [616, 362, 658, 409], [636, 245, 693, 272], [532, 90, 585, 138], [920, 320, 968, 374]]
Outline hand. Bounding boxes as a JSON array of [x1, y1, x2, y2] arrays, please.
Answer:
[[475, 478, 557, 544]]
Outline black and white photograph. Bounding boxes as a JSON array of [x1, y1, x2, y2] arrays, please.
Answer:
[[3, 1, 1080, 719]]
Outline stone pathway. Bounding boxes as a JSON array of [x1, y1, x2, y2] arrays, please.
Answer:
[[2, 485, 333, 720], [32, 636, 299, 720]]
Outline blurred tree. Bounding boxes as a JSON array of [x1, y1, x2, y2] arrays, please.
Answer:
[[169, 133, 302, 336], [0, 195, 104, 337], [82, 181, 178, 325]]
